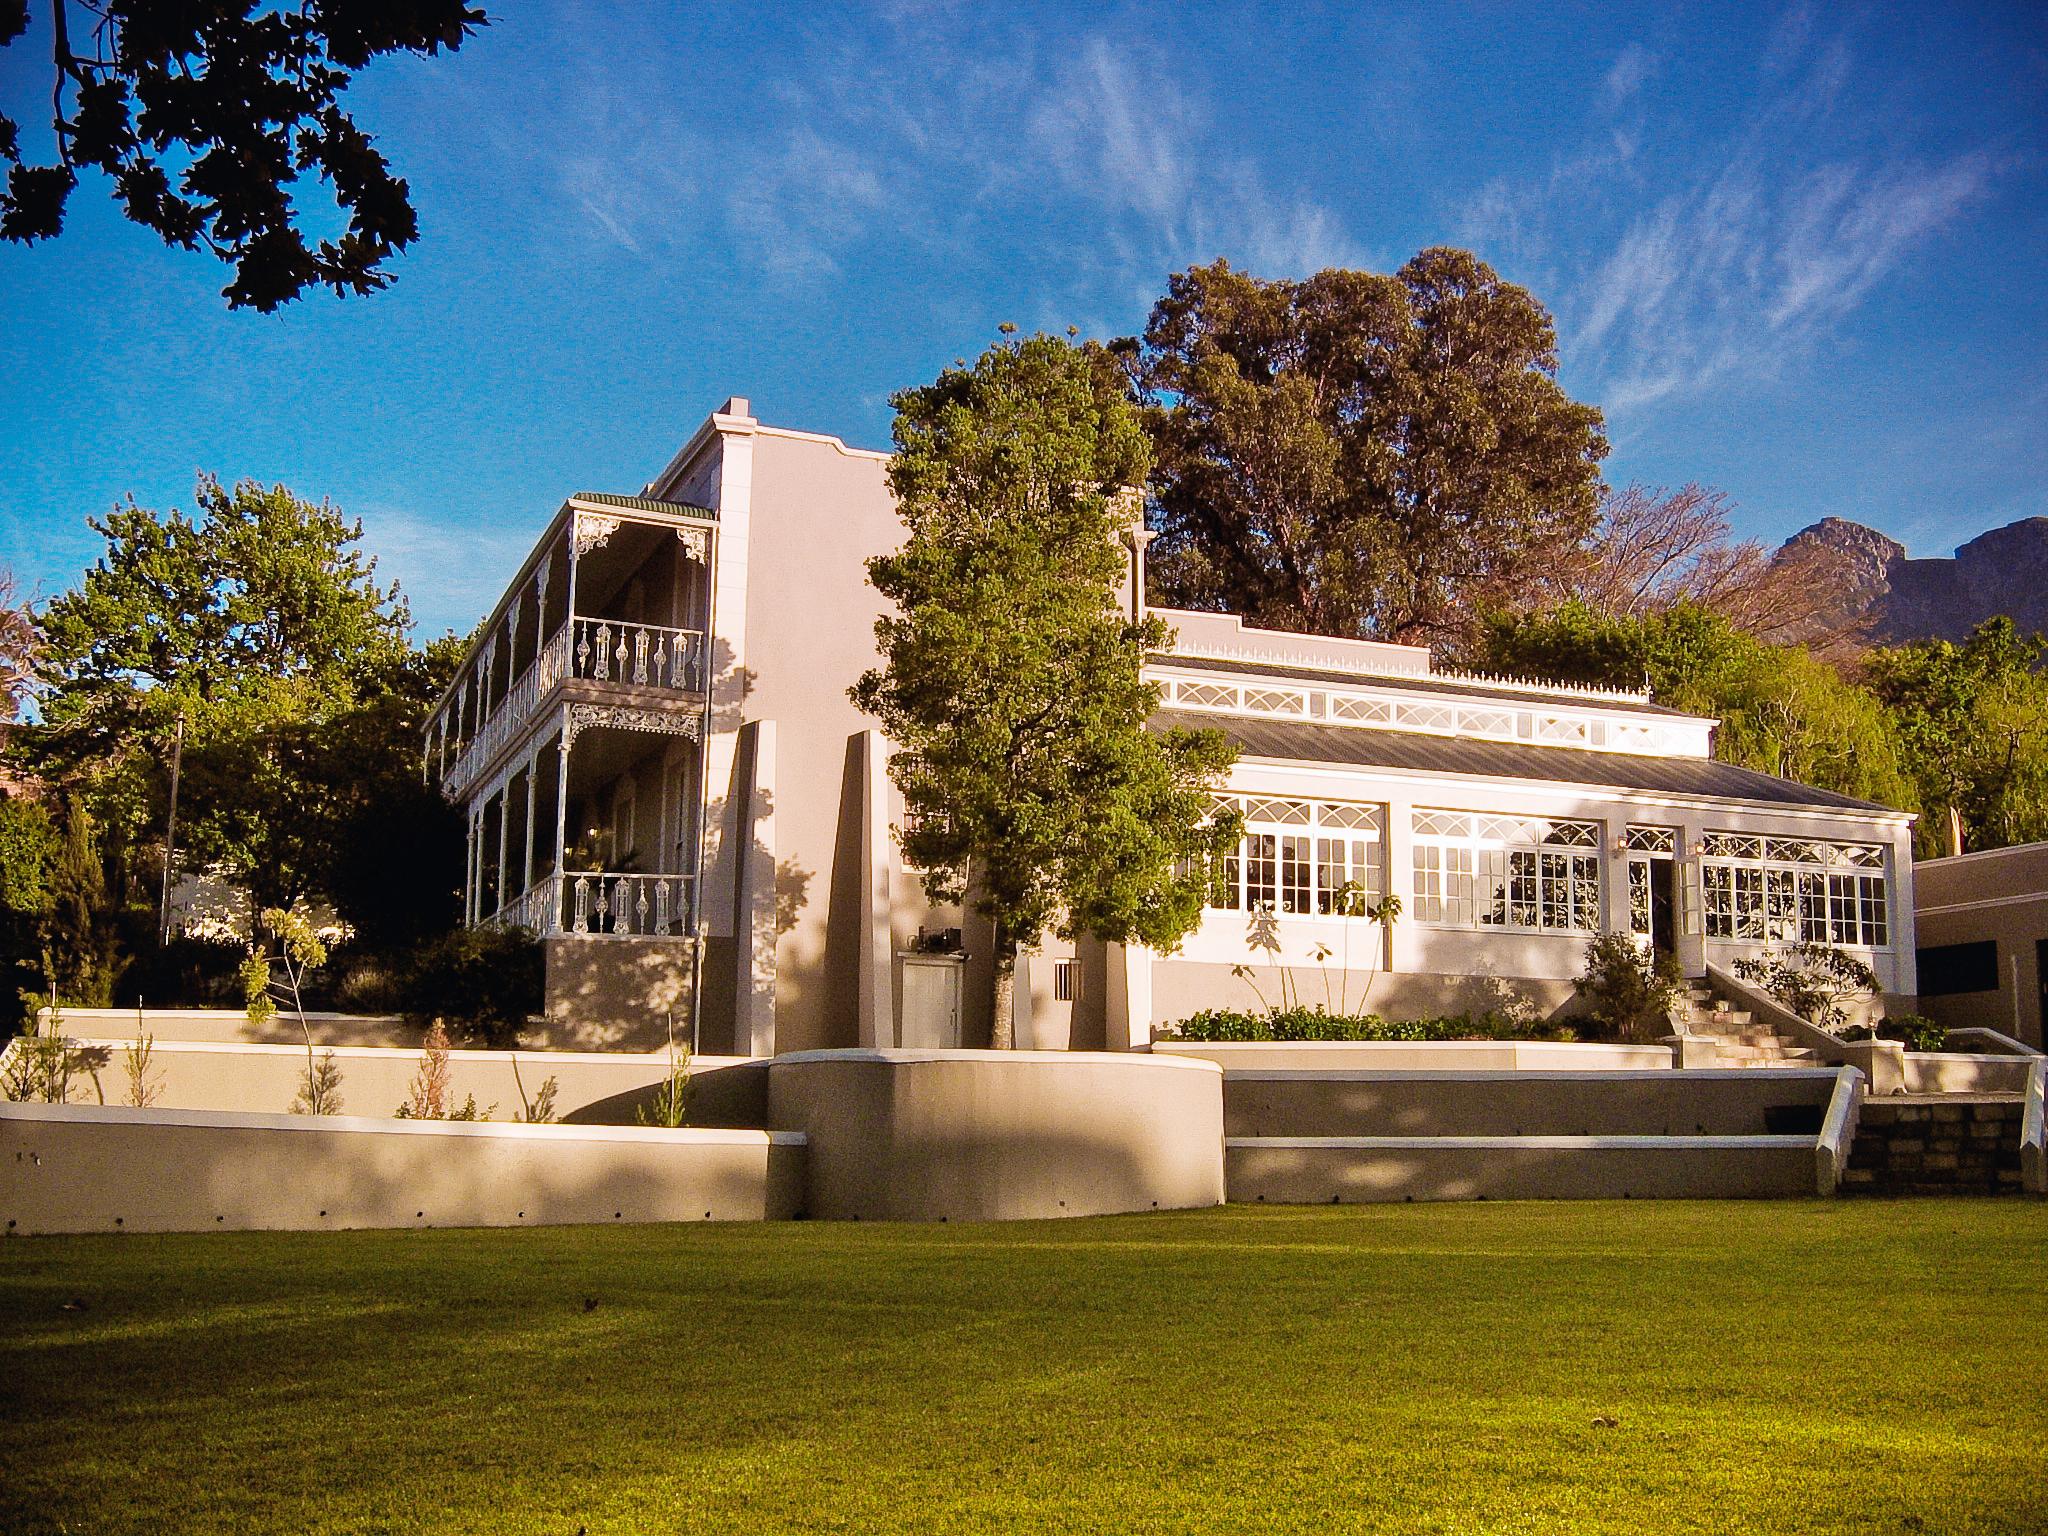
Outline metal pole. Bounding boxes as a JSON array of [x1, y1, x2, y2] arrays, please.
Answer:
[[157, 713, 185, 945]]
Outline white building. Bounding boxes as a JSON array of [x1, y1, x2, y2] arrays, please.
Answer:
[[424, 400, 1918, 1053]]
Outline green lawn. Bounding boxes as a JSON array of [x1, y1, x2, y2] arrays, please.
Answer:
[[3, 1202, 2045, 1535]]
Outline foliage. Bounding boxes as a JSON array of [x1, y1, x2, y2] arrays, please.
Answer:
[[0, 794, 58, 1033], [400, 1020, 453, 1119], [1573, 933, 1683, 1045], [121, 1026, 162, 1108], [852, 332, 1240, 1044], [33, 477, 421, 917], [1125, 251, 1609, 648], [0, 1006, 110, 1102], [1732, 943, 1880, 1033], [511, 1059, 558, 1125], [290, 1049, 344, 1116], [43, 797, 120, 1007], [1477, 601, 1914, 808], [635, 1017, 691, 1129], [401, 925, 542, 1049], [1160, 1007, 1563, 1043], [396, 1023, 492, 1121], [0, 0, 488, 309], [0, 566, 36, 722], [1534, 484, 1867, 652], [116, 934, 247, 1011], [1865, 618, 2048, 858], [1876, 1014, 1947, 1053], [1236, 892, 1404, 1020]]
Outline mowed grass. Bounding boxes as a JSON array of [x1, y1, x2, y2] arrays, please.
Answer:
[[2, 1202, 2045, 1535]]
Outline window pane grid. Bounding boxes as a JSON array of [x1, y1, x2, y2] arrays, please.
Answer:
[[1699, 831, 1888, 949]]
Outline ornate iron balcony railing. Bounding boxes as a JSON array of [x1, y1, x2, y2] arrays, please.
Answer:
[[484, 871, 697, 939]]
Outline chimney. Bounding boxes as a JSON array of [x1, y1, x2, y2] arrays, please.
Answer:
[[1114, 488, 1154, 627]]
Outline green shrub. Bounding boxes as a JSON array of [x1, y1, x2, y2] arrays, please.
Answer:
[[1160, 1007, 1552, 1043], [402, 927, 543, 1049], [1573, 933, 1683, 1044], [1877, 1014, 1946, 1052], [1732, 942, 1879, 1032]]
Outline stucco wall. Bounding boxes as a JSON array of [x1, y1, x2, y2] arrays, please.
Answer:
[[765, 1048, 1225, 1221], [541, 935, 696, 1051], [1226, 1136, 1818, 1203], [1914, 846, 2048, 1049], [1154, 1041, 1673, 1072], [47, 1038, 733, 1123], [1218, 1067, 1840, 1138], [1148, 962, 1580, 1034], [0, 1103, 805, 1234]]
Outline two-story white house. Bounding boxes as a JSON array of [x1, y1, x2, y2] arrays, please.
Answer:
[[424, 399, 1918, 1053]]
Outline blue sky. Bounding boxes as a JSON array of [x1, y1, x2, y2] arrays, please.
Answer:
[[2, 1, 2043, 640]]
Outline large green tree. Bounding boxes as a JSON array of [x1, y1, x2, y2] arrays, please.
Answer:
[[853, 334, 1241, 1046], [1125, 250, 1610, 649], [0, 0, 487, 309], [1479, 602, 1914, 811], [31, 475, 427, 925], [1866, 618, 2048, 857]]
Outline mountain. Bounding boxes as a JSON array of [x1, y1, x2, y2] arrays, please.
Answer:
[[1773, 515, 2048, 647]]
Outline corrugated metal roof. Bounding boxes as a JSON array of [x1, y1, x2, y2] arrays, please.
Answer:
[[570, 491, 718, 520], [1152, 708, 1904, 817], [1151, 653, 1702, 719]]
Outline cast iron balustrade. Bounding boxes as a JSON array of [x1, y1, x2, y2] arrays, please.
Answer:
[[441, 617, 706, 799], [571, 617, 705, 692], [483, 872, 698, 938]]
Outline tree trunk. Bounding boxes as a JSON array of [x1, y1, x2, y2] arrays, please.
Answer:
[[989, 928, 1016, 1050], [1948, 803, 1965, 859]]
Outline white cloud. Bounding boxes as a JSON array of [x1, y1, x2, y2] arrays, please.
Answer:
[[1459, 20, 2010, 415], [1602, 43, 1656, 106], [353, 503, 545, 639]]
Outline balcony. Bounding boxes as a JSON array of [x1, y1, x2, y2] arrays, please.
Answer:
[[440, 618, 706, 800], [485, 872, 698, 939]]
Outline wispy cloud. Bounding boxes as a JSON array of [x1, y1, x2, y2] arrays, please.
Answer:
[[1601, 43, 1657, 107], [354, 503, 544, 639], [1459, 18, 2008, 415], [534, 22, 1354, 301]]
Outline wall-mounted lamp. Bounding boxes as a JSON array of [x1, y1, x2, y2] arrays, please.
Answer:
[[1689, 839, 1707, 858]]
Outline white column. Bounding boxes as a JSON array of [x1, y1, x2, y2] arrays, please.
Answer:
[[1887, 826, 1917, 998], [522, 750, 538, 901], [1383, 790, 1418, 976]]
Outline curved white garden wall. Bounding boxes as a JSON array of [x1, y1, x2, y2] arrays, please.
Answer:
[[766, 1049, 1225, 1221], [0, 1103, 805, 1235]]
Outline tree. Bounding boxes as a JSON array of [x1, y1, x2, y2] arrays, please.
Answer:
[[1538, 484, 1868, 653], [43, 796, 120, 1007], [0, 567, 35, 725], [32, 475, 416, 923], [1866, 619, 2048, 857], [0, 0, 486, 310], [853, 334, 1242, 1046], [1479, 601, 1914, 810], [1125, 251, 1609, 649], [0, 794, 59, 1031]]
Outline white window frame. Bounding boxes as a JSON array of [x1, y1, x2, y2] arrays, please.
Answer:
[[1207, 797, 1386, 919], [1409, 809, 1602, 936], [1699, 832, 1888, 949]]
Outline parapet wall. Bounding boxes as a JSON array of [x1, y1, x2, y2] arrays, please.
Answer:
[[0, 1102, 804, 1235], [766, 1049, 1226, 1221]]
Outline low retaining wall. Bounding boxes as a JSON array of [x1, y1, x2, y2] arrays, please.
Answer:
[[1222, 1068, 1843, 1139], [1153, 1040, 1675, 1072], [0, 1102, 805, 1234], [766, 1049, 1225, 1221], [1903, 1052, 2037, 1096], [40, 1007, 416, 1048], [1227, 1135, 1819, 1203], [54, 1039, 745, 1124]]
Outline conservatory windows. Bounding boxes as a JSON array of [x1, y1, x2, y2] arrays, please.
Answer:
[[1700, 832, 1887, 948], [1208, 798, 1385, 917], [1409, 811, 1601, 934]]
